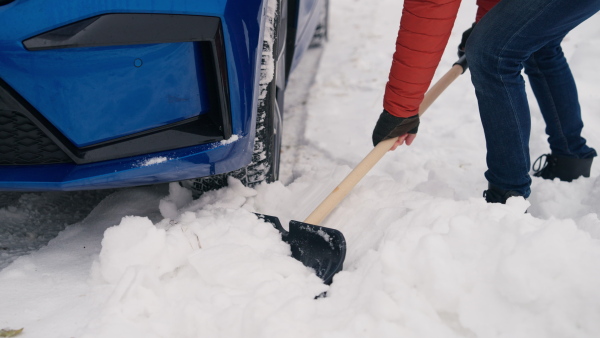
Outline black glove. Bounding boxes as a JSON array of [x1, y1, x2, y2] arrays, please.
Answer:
[[458, 23, 476, 58], [372, 110, 420, 147]]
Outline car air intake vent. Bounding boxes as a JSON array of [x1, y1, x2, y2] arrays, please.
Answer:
[[0, 109, 73, 165]]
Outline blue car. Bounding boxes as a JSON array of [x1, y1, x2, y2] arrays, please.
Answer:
[[0, 0, 327, 191]]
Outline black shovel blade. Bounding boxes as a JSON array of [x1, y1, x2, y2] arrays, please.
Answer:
[[257, 214, 346, 285]]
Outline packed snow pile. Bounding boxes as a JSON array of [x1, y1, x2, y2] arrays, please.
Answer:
[[84, 181, 326, 337], [78, 174, 600, 338], [2, 0, 600, 337]]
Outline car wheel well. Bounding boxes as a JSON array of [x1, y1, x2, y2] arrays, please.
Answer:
[[182, 0, 287, 196]]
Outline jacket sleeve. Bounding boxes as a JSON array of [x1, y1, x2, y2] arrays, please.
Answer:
[[383, 0, 462, 118], [476, 0, 501, 22]]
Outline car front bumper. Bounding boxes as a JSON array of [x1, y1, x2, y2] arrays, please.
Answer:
[[0, 0, 267, 191]]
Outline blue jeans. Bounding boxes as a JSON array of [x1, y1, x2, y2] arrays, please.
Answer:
[[466, 0, 600, 197]]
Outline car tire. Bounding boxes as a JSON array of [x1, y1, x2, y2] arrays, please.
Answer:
[[183, 0, 286, 195]]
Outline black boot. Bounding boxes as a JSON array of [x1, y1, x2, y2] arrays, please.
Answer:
[[483, 183, 523, 204], [532, 154, 593, 182]]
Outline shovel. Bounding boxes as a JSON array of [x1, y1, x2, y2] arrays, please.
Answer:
[[259, 56, 469, 285]]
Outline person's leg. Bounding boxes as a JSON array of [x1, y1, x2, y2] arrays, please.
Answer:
[[466, 0, 600, 198], [524, 38, 596, 159], [524, 40, 597, 181]]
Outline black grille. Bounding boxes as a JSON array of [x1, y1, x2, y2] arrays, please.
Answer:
[[0, 109, 73, 165]]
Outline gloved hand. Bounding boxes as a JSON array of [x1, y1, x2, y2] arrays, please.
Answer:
[[458, 23, 476, 57], [372, 110, 420, 147]]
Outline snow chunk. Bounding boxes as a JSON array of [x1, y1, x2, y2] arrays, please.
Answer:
[[220, 134, 239, 145], [94, 215, 199, 285], [159, 182, 193, 219], [137, 156, 169, 167]]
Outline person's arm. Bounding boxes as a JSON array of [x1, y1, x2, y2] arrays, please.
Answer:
[[383, 0, 462, 119], [373, 0, 461, 148]]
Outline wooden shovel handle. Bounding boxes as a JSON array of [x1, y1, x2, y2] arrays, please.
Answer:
[[303, 61, 466, 225]]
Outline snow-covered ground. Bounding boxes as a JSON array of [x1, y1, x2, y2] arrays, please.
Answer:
[[2, 0, 600, 337]]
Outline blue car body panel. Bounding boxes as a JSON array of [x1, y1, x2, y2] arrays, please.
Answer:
[[2, 42, 211, 146], [0, 0, 323, 191], [0, 139, 253, 191]]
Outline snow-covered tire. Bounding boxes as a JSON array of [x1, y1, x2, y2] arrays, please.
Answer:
[[183, 0, 286, 195]]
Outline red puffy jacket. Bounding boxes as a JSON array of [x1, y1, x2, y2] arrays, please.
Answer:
[[383, 0, 500, 118]]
